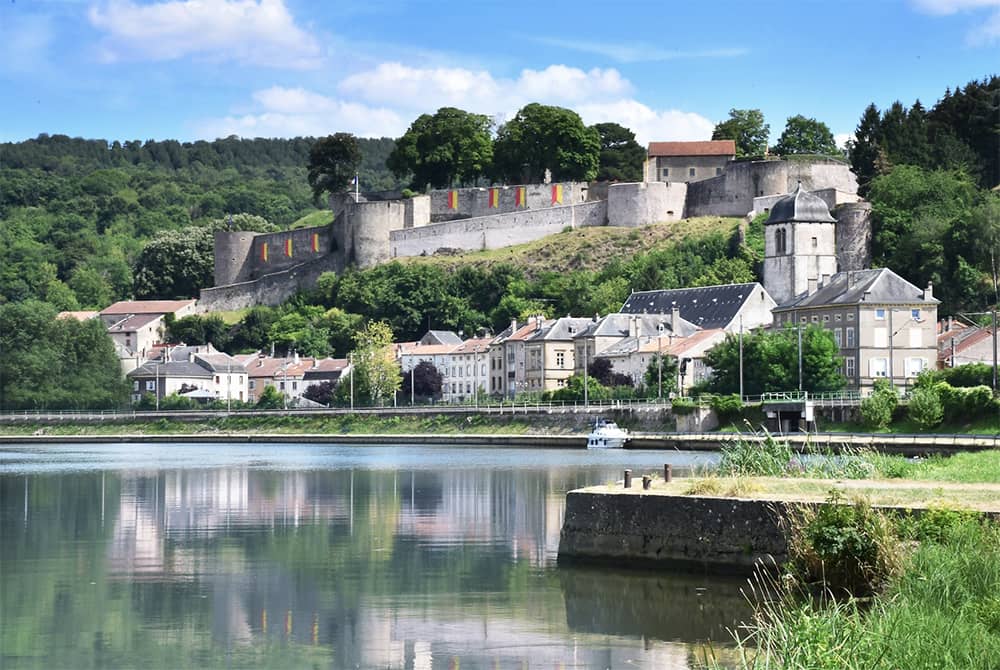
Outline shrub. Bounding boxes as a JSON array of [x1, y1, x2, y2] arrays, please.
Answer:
[[788, 493, 902, 595], [908, 386, 944, 428], [860, 380, 897, 430], [934, 381, 996, 421], [671, 397, 698, 415], [709, 393, 743, 423], [941, 362, 993, 388], [718, 430, 793, 477]]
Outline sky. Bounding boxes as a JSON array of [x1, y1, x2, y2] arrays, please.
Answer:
[[1, 0, 998, 147]]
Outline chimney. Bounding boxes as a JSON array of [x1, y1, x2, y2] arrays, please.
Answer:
[[924, 281, 934, 301], [848, 271, 855, 288], [535, 316, 542, 331], [671, 307, 681, 331], [807, 278, 818, 295], [628, 315, 638, 338], [510, 318, 517, 334], [821, 273, 831, 287]]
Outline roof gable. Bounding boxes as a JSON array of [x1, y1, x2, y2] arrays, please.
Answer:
[[647, 140, 736, 157], [774, 269, 937, 310]]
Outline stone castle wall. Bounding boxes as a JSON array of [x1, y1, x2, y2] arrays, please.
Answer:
[[428, 182, 587, 222], [213, 224, 334, 287], [835, 201, 872, 272], [200, 252, 343, 312], [390, 201, 607, 258], [607, 181, 687, 227]]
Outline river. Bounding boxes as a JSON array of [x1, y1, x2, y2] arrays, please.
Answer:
[[0, 442, 750, 669]]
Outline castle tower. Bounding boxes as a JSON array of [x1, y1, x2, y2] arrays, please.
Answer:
[[763, 184, 838, 305]]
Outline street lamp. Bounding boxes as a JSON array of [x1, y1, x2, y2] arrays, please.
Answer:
[[473, 345, 480, 409], [349, 352, 354, 411]]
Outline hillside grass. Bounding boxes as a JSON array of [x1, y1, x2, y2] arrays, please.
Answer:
[[290, 209, 334, 229], [397, 216, 742, 277]]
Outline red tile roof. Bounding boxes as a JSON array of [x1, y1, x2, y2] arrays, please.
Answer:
[[647, 140, 736, 157], [100, 300, 197, 316]]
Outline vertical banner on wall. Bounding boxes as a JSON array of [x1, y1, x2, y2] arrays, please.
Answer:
[[311, 233, 320, 253], [551, 184, 563, 205], [515, 186, 526, 208], [285, 238, 293, 257], [488, 188, 499, 209], [447, 191, 458, 209], [260, 243, 268, 262]]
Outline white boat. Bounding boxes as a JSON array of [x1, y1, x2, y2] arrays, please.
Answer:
[[586, 419, 630, 449]]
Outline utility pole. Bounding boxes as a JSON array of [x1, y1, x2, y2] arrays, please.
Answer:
[[993, 310, 998, 391], [738, 314, 744, 401], [349, 353, 354, 411], [888, 309, 895, 389], [657, 332, 663, 401], [474, 346, 480, 410], [583, 341, 589, 408], [797, 326, 803, 393]]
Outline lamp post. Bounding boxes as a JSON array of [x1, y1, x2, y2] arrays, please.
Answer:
[[738, 315, 744, 401], [583, 340, 589, 409], [349, 353, 354, 411], [797, 325, 803, 393], [473, 345, 480, 410], [657, 331, 663, 401]]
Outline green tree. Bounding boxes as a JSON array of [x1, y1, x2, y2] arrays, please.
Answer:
[[401, 360, 443, 402], [711, 108, 769, 157], [348, 320, 401, 406], [307, 133, 362, 204], [133, 226, 214, 299], [703, 325, 844, 395], [860, 378, 898, 430], [492, 103, 600, 183], [387, 108, 494, 189], [908, 385, 943, 429], [550, 374, 610, 402], [255, 384, 284, 409], [773, 115, 839, 156], [848, 103, 883, 195], [591, 122, 645, 181], [643, 354, 679, 397]]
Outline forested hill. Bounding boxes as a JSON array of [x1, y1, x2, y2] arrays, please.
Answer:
[[0, 135, 402, 309], [0, 135, 401, 190]]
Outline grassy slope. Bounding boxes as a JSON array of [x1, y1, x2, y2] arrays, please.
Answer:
[[395, 216, 742, 278], [289, 210, 334, 229]]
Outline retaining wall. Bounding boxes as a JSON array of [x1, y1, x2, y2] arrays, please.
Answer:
[[200, 253, 342, 311], [390, 201, 607, 258]]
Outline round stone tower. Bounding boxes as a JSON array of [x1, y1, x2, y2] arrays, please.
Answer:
[[834, 201, 872, 272], [763, 184, 838, 305]]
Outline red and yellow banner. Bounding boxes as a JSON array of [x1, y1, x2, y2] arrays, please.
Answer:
[[447, 190, 458, 209], [515, 186, 526, 208], [311, 233, 320, 252], [260, 242, 268, 262], [551, 184, 563, 205], [488, 188, 499, 208], [285, 238, 293, 257]]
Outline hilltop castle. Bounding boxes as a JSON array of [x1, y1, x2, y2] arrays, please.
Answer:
[[201, 149, 871, 311]]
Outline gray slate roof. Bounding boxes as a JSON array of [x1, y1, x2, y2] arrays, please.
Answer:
[[576, 313, 699, 339], [620, 283, 762, 330], [195, 353, 247, 373], [420, 330, 463, 346], [129, 360, 213, 379], [765, 184, 836, 224], [773, 268, 938, 310], [526, 317, 593, 342]]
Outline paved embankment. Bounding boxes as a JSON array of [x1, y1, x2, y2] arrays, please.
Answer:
[[2, 431, 998, 456]]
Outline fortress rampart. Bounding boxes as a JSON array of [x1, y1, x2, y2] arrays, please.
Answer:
[[204, 158, 869, 308]]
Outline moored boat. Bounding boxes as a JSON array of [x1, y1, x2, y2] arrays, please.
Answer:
[[586, 419, 630, 449]]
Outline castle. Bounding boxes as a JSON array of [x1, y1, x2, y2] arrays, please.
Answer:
[[200, 156, 872, 311]]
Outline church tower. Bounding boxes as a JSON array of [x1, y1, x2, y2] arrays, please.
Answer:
[[763, 184, 838, 305]]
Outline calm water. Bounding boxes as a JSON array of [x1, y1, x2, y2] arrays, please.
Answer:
[[0, 443, 749, 669]]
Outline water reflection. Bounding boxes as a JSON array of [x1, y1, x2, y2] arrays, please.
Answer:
[[1, 445, 741, 669]]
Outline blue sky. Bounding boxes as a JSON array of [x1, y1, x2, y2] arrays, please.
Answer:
[[2, 0, 998, 146]]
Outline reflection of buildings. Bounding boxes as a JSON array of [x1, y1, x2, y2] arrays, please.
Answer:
[[79, 462, 726, 669]]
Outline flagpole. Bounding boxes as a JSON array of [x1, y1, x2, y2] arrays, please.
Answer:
[[354, 173, 359, 203]]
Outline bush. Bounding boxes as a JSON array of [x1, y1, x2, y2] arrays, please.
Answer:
[[908, 386, 944, 428], [941, 362, 993, 388], [860, 380, 897, 430], [789, 493, 902, 595], [934, 381, 996, 421], [671, 397, 698, 415], [709, 393, 743, 423]]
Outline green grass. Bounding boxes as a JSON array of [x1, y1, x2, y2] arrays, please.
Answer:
[[289, 209, 333, 229], [818, 414, 1000, 435]]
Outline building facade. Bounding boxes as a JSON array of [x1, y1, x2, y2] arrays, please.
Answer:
[[646, 140, 736, 184]]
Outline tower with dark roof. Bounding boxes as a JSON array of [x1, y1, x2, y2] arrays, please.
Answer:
[[763, 184, 839, 305]]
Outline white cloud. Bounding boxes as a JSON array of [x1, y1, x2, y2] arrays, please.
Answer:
[[195, 65, 713, 143], [339, 62, 632, 112], [527, 36, 749, 64], [577, 100, 714, 145], [195, 86, 406, 139], [910, 0, 1000, 43], [88, 0, 321, 69], [834, 132, 853, 151]]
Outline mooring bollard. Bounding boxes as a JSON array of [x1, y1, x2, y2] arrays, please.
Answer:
[[664, 464, 672, 483], [624, 469, 632, 488], [642, 475, 651, 490]]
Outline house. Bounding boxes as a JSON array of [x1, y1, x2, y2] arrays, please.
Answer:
[[488, 317, 549, 399], [938, 319, 997, 369], [620, 283, 776, 333], [106, 313, 165, 367], [128, 344, 247, 405], [98, 299, 198, 327], [646, 140, 736, 184], [397, 339, 459, 401], [234, 353, 350, 405], [524, 317, 593, 393], [771, 269, 939, 390], [593, 328, 727, 394], [57, 311, 99, 321], [571, 311, 699, 374]]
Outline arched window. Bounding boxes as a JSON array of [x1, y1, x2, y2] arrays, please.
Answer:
[[775, 228, 787, 255]]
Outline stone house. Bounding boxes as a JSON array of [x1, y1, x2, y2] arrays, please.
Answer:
[[488, 317, 550, 399], [772, 269, 938, 391], [397, 340, 459, 401], [128, 344, 247, 404], [99, 299, 198, 328], [235, 352, 349, 405], [620, 282, 776, 333], [523, 317, 593, 393], [646, 140, 736, 184], [443, 337, 492, 402], [594, 328, 727, 394], [571, 311, 698, 374]]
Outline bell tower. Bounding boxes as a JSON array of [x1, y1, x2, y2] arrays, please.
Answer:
[[763, 184, 838, 305]]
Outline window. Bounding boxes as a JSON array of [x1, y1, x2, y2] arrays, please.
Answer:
[[834, 328, 843, 347], [775, 228, 787, 255], [907, 357, 926, 378], [146, 380, 155, 391], [556, 352, 565, 368], [912, 309, 921, 320], [215, 375, 220, 384], [716, 167, 723, 175], [466, 365, 471, 376], [835, 313, 842, 322], [875, 308, 886, 320], [846, 327, 855, 347], [870, 358, 888, 378], [811, 315, 819, 323], [847, 312, 855, 321], [811, 237, 818, 249], [279, 381, 285, 390], [249, 380, 256, 390], [909, 328, 922, 348], [845, 357, 856, 378], [662, 168, 669, 178], [800, 316, 807, 323], [481, 364, 487, 376], [689, 167, 696, 177], [132, 381, 139, 391], [292, 381, 298, 390], [823, 314, 830, 322]]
